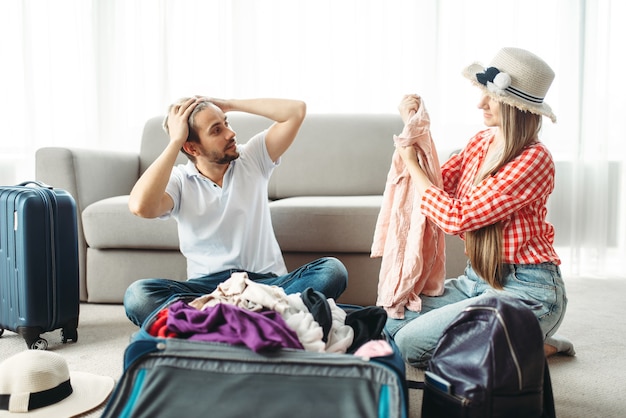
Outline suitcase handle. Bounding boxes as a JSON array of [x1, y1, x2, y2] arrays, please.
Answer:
[[17, 180, 53, 189]]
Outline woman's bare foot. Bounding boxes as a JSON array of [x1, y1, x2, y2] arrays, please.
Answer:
[[545, 334, 576, 356], [544, 343, 558, 357]]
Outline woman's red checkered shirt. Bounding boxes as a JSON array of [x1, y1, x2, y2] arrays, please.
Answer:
[[421, 128, 560, 265]]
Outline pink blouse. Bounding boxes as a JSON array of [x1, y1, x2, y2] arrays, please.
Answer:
[[371, 103, 446, 319]]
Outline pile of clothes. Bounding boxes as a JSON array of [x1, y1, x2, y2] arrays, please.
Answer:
[[147, 272, 388, 355]]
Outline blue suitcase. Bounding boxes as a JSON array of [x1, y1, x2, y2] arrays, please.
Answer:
[[102, 299, 409, 418], [0, 181, 79, 349]]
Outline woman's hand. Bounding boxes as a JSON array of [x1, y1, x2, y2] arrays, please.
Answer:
[[396, 143, 419, 166], [398, 94, 421, 124], [396, 143, 433, 195]]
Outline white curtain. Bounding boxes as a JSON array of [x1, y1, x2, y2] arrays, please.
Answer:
[[1, 0, 624, 278]]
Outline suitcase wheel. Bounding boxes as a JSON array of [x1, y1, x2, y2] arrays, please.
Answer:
[[61, 317, 79, 344], [16, 326, 47, 350], [61, 327, 78, 344], [29, 337, 49, 350]]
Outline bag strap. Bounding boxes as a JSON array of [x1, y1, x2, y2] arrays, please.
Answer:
[[542, 359, 556, 418], [407, 380, 424, 390]]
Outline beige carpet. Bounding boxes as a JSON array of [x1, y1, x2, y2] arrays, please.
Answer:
[[1, 276, 624, 417]]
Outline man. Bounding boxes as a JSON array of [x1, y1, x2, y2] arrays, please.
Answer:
[[124, 97, 347, 326]]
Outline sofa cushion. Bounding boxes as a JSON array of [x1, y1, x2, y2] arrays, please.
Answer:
[[86, 249, 186, 303], [268, 114, 403, 199], [82, 195, 179, 249], [270, 196, 382, 253], [84, 194, 384, 254]]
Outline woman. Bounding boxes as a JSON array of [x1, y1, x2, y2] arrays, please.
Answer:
[[387, 47, 573, 368]]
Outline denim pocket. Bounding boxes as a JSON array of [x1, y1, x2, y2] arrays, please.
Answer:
[[504, 263, 560, 320]]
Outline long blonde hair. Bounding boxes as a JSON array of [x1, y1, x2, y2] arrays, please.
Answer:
[[465, 102, 542, 288]]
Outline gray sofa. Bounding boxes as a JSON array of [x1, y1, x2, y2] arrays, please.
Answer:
[[36, 113, 467, 306]]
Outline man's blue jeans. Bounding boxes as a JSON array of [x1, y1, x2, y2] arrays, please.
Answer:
[[123, 257, 348, 326]]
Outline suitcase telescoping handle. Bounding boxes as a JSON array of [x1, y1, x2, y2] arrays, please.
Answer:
[[17, 180, 53, 189]]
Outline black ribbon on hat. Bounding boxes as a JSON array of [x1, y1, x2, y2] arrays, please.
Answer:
[[476, 66, 500, 86], [476, 66, 544, 104], [0, 380, 73, 412]]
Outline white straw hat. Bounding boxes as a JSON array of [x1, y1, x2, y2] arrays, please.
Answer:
[[463, 47, 557, 123], [0, 350, 114, 417]]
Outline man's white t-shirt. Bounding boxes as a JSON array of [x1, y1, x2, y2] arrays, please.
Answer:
[[162, 131, 288, 279]]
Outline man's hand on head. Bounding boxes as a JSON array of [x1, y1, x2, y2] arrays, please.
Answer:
[[195, 96, 231, 113], [167, 97, 198, 147]]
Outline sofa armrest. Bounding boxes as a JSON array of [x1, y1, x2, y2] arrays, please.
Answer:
[[35, 147, 139, 301], [36, 147, 139, 212]]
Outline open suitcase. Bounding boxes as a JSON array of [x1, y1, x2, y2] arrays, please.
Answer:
[[0, 181, 79, 349], [102, 299, 409, 418]]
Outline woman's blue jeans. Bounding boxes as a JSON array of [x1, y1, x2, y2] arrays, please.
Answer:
[[385, 262, 567, 368], [123, 256, 348, 326]]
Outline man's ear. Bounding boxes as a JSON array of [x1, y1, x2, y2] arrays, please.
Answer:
[[182, 141, 198, 156]]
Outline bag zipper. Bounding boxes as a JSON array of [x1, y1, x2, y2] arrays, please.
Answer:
[[463, 306, 523, 390]]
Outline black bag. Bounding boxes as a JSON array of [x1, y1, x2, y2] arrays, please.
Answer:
[[421, 294, 556, 418]]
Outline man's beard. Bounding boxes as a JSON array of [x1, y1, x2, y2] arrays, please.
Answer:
[[210, 148, 239, 165]]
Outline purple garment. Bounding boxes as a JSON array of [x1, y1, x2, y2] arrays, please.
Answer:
[[166, 300, 304, 352]]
